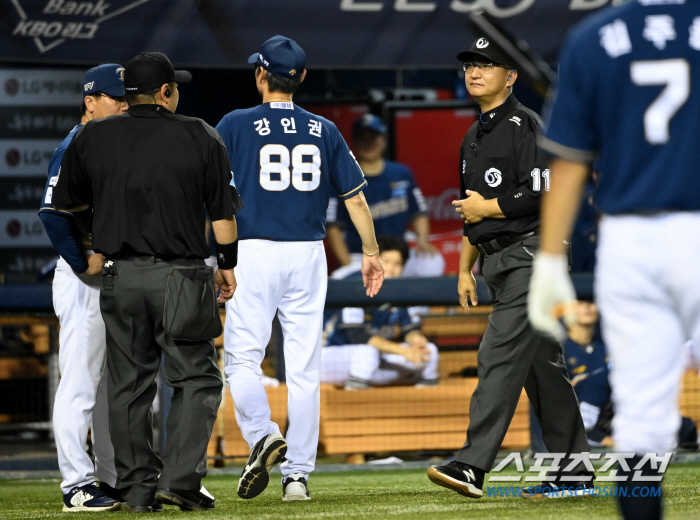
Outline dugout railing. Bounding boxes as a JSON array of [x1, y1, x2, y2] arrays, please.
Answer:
[[0, 275, 595, 453]]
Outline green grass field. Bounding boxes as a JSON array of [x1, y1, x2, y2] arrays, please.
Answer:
[[2, 464, 699, 520]]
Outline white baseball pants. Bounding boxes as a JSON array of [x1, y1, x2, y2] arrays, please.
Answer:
[[595, 212, 700, 455], [52, 257, 117, 493], [320, 343, 439, 385], [224, 239, 327, 479]]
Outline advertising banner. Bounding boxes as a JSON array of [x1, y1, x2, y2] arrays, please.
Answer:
[[0, 68, 83, 282], [1, 0, 622, 68]]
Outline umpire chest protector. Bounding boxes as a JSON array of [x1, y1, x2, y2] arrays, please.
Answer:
[[460, 94, 548, 246]]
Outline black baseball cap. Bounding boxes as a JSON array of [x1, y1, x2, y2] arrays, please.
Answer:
[[124, 52, 192, 93], [457, 37, 512, 67], [248, 35, 306, 79]]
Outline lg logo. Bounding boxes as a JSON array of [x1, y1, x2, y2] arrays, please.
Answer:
[[484, 168, 502, 187], [476, 38, 489, 49], [4, 77, 20, 96]]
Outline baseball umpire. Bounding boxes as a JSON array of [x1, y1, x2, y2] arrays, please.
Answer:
[[52, 52, 243, 512], [216, 35, 383, 501], [426, 37, 592, 498], [529, 2, 700, 518], [40, 63, 126, 512]]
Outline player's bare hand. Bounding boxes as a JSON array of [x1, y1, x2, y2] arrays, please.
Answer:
[[452, 190, 485, 224], [527, 252, 577, 342], [415, 240, 440, 256], [403, 344, 430, 365], [458, 270, 478, 313], [215, 268, 237, 303], [361, 255, 384, 298], [84, 253, 105, 276]]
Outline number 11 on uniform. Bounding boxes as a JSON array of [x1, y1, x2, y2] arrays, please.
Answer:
[[530, 168, 551, 192]]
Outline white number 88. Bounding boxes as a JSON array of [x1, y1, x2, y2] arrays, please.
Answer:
[[259, 144, 321, 192]]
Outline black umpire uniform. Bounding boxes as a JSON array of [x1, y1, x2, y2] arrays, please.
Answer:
[[52, 53, 244, 509], [454, 74, 590, 473]]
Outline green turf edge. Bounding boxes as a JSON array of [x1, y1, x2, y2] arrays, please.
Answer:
[[0, 463, 698, 520]]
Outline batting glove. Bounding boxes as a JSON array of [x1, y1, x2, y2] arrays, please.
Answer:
[[528, 252, 577, 343]]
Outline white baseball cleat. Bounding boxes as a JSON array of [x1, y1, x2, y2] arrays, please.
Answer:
[[282, 473, 311, 501]]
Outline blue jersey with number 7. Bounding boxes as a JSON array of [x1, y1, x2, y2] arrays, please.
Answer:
[[539, 0, 700, 215], [216, 102, 366, 241]]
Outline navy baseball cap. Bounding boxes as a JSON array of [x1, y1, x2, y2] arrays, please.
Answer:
[[353, 114, 386, 136], [82, 64, 125, 97], [248, 35, 306, 79], [124, 52, 191, 93], [457, 37, 512, 67]]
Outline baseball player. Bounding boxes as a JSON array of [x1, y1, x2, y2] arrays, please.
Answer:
[[321, 235, 439, 389], [39, 64, 127, 512], [563, 301, 612, 445], [564, 303, 699, 451], [326, 114, 443, 278], [528, 2, 700, 518], [216, 36, 384, 501]]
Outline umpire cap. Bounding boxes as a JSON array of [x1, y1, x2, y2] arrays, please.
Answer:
[[457, 37, 512, 68], [124, 52, 192, 93]]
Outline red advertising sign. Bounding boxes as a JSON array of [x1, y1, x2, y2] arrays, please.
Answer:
[[300, 104, 369, 145], [392, 106, 477, 274]]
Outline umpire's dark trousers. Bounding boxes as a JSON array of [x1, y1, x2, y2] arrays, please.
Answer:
[[99, 256, 222, 506], [455, 235, 591, 475]]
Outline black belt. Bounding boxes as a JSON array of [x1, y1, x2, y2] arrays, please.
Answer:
[[476, 231, 536, 257], [109, 255, 204, 266]]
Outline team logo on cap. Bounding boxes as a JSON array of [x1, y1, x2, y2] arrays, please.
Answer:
[[289, 69, 297, 76], [258, 53, 270, 67], [84, 81, 94, 91], [476, 38, 489, 49], [116, 67, 125, 81]]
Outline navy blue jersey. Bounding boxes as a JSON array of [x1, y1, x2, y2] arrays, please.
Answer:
[[40, 124, 86, 221], [325, 304, 421, 347], [327, 160, 428, 253], [564, 337, 611, 411], [540, 0, 700, 214], [216, 102, 366, 241], [570, 182, 598, 273], [39, 124, 92, 271]]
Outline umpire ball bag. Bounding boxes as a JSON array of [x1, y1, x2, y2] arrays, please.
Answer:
[[163, 266, 222, 341]]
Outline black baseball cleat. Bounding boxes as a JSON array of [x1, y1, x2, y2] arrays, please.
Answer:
[[98, 482, 127, 505], [427, 461, 484, 498], [237, 432, 287, 499], [155, 487, 214, 511], [129, 504, 163, 513], [62, 483, 121, 512], [521, 479, 596, 498]]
